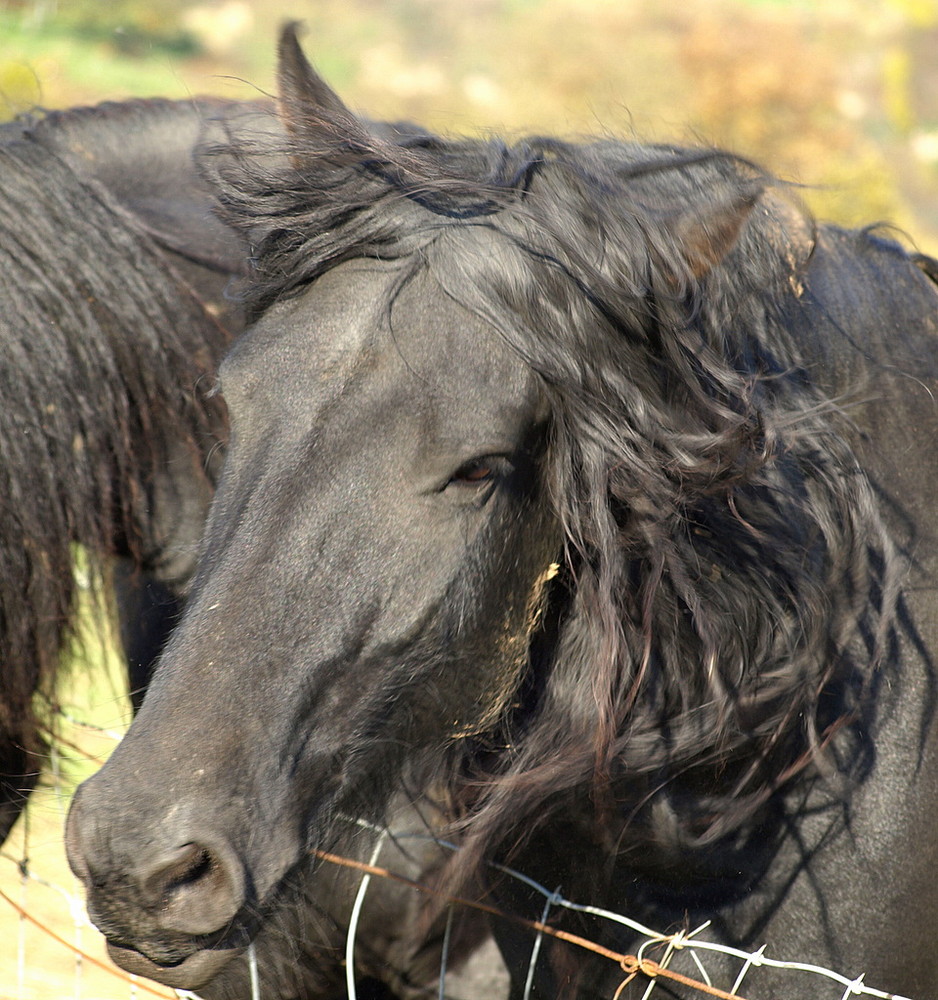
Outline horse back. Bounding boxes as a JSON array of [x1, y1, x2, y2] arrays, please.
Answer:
[[17, 96, 263, 331]]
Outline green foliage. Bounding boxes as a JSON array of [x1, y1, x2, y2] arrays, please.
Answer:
[[883, 44, 914, 135], [0, 57, 41, 116], [0, 0, 935, 248], [10, 0, 202, 55], [889, 0, 938, 29], [0, 9, 216, 118]]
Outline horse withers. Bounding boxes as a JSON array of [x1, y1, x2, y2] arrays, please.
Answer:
[[67, 26, 938, 999]]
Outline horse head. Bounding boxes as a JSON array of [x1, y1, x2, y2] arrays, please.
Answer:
[[66, 25, 916, 996]]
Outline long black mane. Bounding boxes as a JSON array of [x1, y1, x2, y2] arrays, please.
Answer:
[[208, 87, 902, 879], [0, 116, 229, 824]]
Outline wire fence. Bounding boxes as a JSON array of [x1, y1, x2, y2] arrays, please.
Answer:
[[0, 712, 917, 1000], [0, 712, 176, 1000], [324, 820, 914, 1000]]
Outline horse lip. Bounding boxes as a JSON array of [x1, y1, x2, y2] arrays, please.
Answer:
[[106, 940, 243, 989]]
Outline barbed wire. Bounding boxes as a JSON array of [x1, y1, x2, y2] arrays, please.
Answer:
[[3, 833, 914, 1000], [326, 818, 915, 1000], [0, 720, 918, 1000]]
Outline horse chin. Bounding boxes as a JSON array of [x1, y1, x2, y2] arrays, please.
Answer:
[[106, 940, 244, 990]]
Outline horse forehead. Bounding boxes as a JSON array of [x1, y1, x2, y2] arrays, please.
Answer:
[[390, 262, 530, 396], [220, 261, 392, 389], [222, 256, 532, 414]]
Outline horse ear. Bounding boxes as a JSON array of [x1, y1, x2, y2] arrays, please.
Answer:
[[277, 21, 351, 134], [668, 182, 763, 279]]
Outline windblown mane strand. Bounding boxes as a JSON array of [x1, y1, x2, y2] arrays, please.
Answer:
[[0, 129, 228, 787], [206, 107, 699, 315], [213, 107, 900, 881], [449, 157, 899, 871]]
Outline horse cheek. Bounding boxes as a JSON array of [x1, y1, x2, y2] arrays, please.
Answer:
[[452, 515, 560, 738]]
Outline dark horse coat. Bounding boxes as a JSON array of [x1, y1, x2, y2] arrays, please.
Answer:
[[68, 27, 938, 1000], [0, 96, 241, 841], [3, 93, 492, 1000]]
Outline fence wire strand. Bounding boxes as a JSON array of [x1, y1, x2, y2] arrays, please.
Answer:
[[0, 725, 919, 1000], [324, 817, 915, 1000]]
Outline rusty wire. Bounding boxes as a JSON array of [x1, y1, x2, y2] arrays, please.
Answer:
[[0, 712, 917, 1000], [314, 847, 750, 1000]]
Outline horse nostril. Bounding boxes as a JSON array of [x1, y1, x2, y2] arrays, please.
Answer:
[[145, 843, 212, 899], [140, 840, 245, 937]]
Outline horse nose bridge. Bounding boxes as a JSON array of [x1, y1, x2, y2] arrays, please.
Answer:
[[185, 505, 377, 651]]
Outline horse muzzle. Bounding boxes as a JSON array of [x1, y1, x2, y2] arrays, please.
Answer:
[[65, 783, 262, 988], [105, 939, 244, 990]]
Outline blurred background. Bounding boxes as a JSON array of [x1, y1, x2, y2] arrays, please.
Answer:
[[1, 0, 937, 251], [1, 2, 937, 997]]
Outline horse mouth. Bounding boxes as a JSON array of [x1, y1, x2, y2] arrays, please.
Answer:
[[106, 939, 244, 989]]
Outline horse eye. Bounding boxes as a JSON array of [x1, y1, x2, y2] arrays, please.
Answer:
[[449, 459, 496, 486]]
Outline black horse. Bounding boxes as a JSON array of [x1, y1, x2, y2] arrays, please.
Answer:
[[67, 26, 938, 999], [0, 95, 247, 842], [3, 91, 495, 1000]]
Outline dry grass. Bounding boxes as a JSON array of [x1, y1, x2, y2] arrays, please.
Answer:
[[0, 586, 173, 1000]]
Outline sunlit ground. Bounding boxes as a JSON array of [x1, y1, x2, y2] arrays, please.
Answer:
[[0, 589, 171, 1000]]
